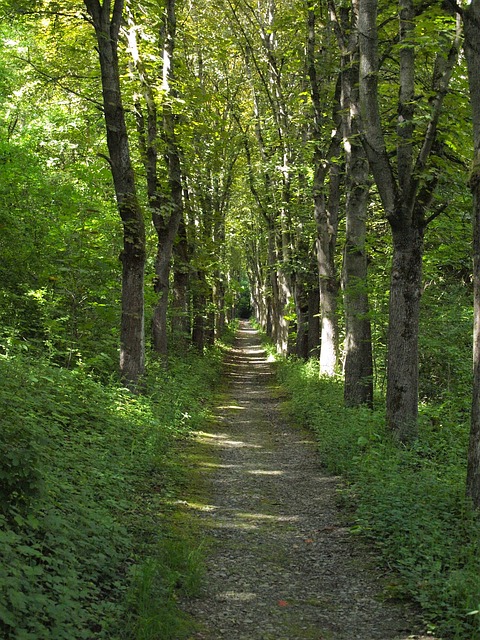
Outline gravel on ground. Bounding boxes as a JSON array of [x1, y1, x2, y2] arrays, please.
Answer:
[[179, 322, 437, 640]]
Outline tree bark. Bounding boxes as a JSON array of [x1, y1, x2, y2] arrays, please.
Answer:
[[386, 222, 424, 438], [307, 282, 320, 359], [191, 270, 206, 352], [343, 139, 373, 407], [358, 0, 460, 440], [307, 8, 342, 376], [128, 0, 183, 358], [152, 0, 184, 356], [335, 0, 374, 407], [463, 0, 480, 506], [172, 214, 190, 350], [84, 0, 146, 390]]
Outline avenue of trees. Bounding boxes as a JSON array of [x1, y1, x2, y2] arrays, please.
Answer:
[[2, 0, 480, 636], [4, 0, 477, 490], [0, 0, 477, 474]]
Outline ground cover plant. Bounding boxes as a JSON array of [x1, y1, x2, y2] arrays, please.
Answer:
[[0, 347, 222, 640], [278, 344, 480, 639]]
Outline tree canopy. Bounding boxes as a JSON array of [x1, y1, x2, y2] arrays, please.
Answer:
[[2, 0, 480, 635]]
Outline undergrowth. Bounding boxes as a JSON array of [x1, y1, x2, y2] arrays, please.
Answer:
[[0, 346, 222, 639], [277, 358, 480, 640]]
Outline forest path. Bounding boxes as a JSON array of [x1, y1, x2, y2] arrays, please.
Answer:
[[179, 322, 432, 640]]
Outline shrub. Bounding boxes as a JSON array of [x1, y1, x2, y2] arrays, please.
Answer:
[[0, 347, 221, 639], [278, 357, 480, 639]]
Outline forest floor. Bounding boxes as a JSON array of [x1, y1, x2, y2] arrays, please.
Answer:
[[177, 321, 436, 640]]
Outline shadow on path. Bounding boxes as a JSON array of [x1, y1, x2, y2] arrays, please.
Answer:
[[179, 322, 433, 640]]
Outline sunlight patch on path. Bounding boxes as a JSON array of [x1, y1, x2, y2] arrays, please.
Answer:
[[179, 321, 432, 640]]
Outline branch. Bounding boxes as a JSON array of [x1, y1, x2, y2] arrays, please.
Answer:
[[83, 0, 101, 24], [408, 15, 462, 206], [358, 0, 398, 217], [327, 0, 347, 53], [424, 202, 450, 226], [97, 152, 113, 167], [13, 55, 103, 110], [443, 0, 464, 18], [224, 0, 277, 121], [111, 0, 124, 40]]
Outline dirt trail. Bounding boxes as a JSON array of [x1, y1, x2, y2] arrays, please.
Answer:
[[179, 322, 432, 640]]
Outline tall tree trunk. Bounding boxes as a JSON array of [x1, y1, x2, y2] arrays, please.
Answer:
[[294, 272, 309, 360], [192, 270, 206, 352], [343, 144, 373, 407], [172, 214, 190, 350], [84, 0, 145, 390], [386, 223, 424, 437], [152, 0, 184, 356], [336, 0, 373, 407], [307, 8, 342, 376], [307, 281, 320, 358], [358, 0, 460, 440], [214, 217, 226, 339], [128, 0, 183, 358], [463, 0, 480, 506], [316, 155, 341, 376]]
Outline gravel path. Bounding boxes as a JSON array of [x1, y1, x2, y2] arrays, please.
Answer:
[[179, 322, 434, 640]]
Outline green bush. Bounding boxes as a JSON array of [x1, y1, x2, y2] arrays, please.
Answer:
[[0, 348, 221, 639]]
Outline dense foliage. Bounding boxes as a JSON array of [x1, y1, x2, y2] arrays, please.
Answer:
[[0, 0, 480, 637], [0, 349, 222, 639]]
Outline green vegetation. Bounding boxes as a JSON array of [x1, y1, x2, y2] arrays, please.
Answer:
[[277, 295, 480, 638], [0, 0, 480, 637], [0, 348, 222, 639]]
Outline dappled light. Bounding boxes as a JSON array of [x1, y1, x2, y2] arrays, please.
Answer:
[[172, 499, 217, 512], [196, 462, 240, 470], [236, 512, 299, 522], [179, 323, 433, 639], [247, 469, 284, 476], [0, 0, 475, 634], [216, 404, 246, 410]]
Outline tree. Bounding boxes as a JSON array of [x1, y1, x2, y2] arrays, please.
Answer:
[[84, 0, 146, 388], [329, 0, 373, 407], [306, 4, 343, 376], [460, 0, 480, 507], [358, 0, 460, 440], [127, 0, 185, 358]]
